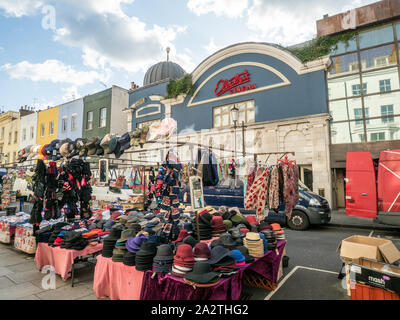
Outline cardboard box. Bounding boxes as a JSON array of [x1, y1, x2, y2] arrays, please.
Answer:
[[339, 235, 400, 264], [349, 258, 400, 295]]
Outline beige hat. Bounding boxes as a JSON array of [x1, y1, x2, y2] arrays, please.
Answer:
[[59, 143, 70, 158], [100, 134, 111, 154]]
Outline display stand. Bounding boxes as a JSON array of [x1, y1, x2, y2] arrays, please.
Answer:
[[14, 224, 36, 254]]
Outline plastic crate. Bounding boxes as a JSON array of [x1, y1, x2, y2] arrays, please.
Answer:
[[351, 282, 400, 300]]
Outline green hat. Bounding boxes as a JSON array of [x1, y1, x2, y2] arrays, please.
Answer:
[[223, 220, 233, 230], [120, 228, 137, 240], [231, 214, 246, 224]]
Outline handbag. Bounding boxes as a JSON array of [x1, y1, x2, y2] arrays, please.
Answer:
[[127, 170, 135, 189], [115, 170, 125, 189], [131, 168, 144, 194]]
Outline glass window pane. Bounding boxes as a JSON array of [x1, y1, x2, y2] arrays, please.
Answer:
[[329, 53, 359, 77], [330, 121, 365, 144], [361, 67, 399, 94], [238, 110, 245, 123], [247, 109, 255, 123], [330, 38, 357, 55], [364, 92, 400, 118], [360, 44, 397, 71], [214, 115, 221, 128], [328, 74, 360, 100], [221, 113, 229, 127], [329, 98, 362, 122], [359, 25, 394, 49], [366, 116, 400, 142], [214, 108, 221, 115]]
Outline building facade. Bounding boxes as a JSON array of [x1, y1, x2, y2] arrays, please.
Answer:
[[36, 106, 59, 146], [83, 86, 129, 139], [20, 111, 37, 150], [316, 0, 400, 208], [127, 43, 333, 205], [57, 98, 84, 141]]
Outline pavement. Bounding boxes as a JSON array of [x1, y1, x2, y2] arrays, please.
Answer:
[[0, 244, 103, 300], [328, 209, 400, 232]]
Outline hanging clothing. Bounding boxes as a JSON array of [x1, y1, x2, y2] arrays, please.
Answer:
[[244, 168, 270, 221], [268, 166, 279, 210]]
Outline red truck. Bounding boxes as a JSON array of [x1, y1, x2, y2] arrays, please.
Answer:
[[346, 150, 400, 226]]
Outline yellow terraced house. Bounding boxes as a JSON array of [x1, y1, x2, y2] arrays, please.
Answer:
[[36, 106, 59, 146]]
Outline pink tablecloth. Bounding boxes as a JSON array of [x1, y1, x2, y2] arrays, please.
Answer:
[[34, 243, 103, 281], [93, 255, 144, 300]]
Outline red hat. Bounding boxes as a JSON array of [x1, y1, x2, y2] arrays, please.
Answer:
[[240, 228, 250, 235], [271, 223, 284, 234], [246, 215, 258, 225], [174, 244, 194, 263], [110, 211, 122, 220], [193, 242, 211, 259], [173, 229, 190, 244]]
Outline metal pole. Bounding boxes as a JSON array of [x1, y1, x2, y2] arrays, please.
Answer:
[[234, 121, 237, 187], [241, 121, 245, 157]]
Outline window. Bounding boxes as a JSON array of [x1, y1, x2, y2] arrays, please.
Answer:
[[370, 132, 385, 141], [86, 111, 93, 130], [13, 151, 16, 162], [213, 100, 255, 129], [375, 56, 389, 67], [30, 126, 34, 139], [379, 79, 391, 92], [352, 83, 367, 96], [40, 124, 45, 137], [71, 114, 77, 131], [354, 108, 363, 125], [1, 127, 4, 140], [14, 131, 17, 143], [99, 108, 107, 128], [8, 132, 11, 145], [381, 105, 394, 123], [22, 128, 26, 141], [62, 117, 67, 133], [49, 121, 54, 135]]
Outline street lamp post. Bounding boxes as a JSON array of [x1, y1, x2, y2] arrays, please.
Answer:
[[230, 106, 239, 186]]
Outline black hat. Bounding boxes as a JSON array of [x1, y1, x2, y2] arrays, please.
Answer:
[[118, 132, 131, 152], [236, 246, 255, 263], [184, 262, 220, 284], [217, 233, 237, 250], [153, 244, 173, 261], [182, 235, 198, 248], [229, 228, 245, 239], [123, 251, 136, 266], [207, 246, 234, 265]]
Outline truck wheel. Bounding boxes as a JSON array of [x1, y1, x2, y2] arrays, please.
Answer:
[[287, 210, 310, 231]]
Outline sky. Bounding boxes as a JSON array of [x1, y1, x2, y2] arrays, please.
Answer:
[[0, 0, 378, 112]]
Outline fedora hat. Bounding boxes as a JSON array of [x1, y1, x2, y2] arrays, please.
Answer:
[[120, 228, 137, 240], [100, 134, 112, 154], [174, 244, 195, 263], [207, 246, 234, 265], [228, 249, 246, 263], [184, 262, 220, 284], [173, 229, 190, 244], [237, 246, 255, 263], [126, 233, 148, 253], [229, 228, 245, 239], [154, 244, 174, 261], [182, 235, 198, 248]]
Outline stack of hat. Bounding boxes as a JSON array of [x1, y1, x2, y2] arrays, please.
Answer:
[[229, 228, 245, 246], [228, 249, 247, 268], [135, 241, 158, 271], [211, 216, 226, 237], [207, 246, 237, 277], [181, 235, 198, 248], [260, 230, 277, 251], [194, 210, 213, 240], [236, 246, 255, 263], [173, 229, 190, 244], [152, 244, 174, 273], [210, 233, 237, 250], [171, 244, 195, 278], [102, 225, 123, 258], [193, 243, 211, 262], [113, 238, 128, 263], [271, 223, 286, 240], [243, 232, 264, 258], [60, 231, 88, 250], [125, 233, 148, 266], [258, 233, 269, 254], [223, 220, 233, 231], [184, 262, 220, 287]]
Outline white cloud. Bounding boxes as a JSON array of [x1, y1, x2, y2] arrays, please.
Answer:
[[204, 37, 223, 55], [1, 59, 109, 86], [246, 0, 378, 46], [0, 0, 43, 17], [62, 86, 81, 102], [187, 0, 249, 18]]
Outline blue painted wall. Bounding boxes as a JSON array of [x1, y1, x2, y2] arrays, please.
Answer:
[[172, 52, 328, 132], [129, 81, 168, 129], [57, 98, 84, 141]]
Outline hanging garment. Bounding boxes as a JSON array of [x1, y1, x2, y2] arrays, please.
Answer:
[[244, 168, 270, 221], [268, 166, 279, 210], [283, 164, 298, 219]]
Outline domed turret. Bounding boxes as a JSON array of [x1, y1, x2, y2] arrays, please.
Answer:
[[143, 48, 186, 86]]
